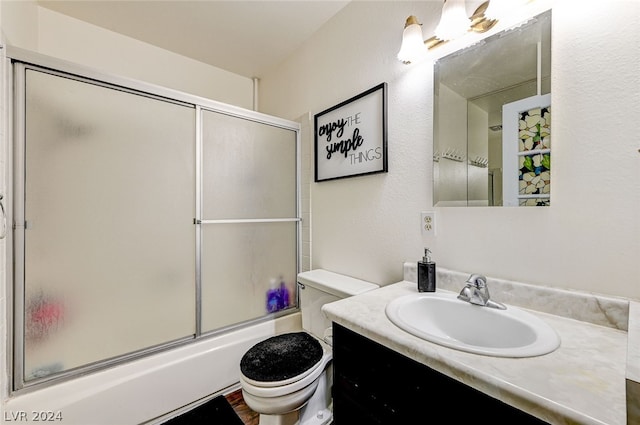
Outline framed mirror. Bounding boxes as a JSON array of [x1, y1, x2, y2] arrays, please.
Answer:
[[433, 10, 551, 207]]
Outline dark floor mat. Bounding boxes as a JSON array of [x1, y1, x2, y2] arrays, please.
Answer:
[[162, 395, 244, 425]]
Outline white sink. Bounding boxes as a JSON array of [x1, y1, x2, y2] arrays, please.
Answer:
[[385, 291, 560, 357]]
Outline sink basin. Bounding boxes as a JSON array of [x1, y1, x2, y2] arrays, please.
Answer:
[[385, 291, 560, 357]]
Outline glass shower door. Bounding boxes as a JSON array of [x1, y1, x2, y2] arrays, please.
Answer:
[[200, 110, 299, 333], [17, 68, 197, 383]]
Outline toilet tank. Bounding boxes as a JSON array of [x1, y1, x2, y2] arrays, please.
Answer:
[[297, 269, 379, 342]]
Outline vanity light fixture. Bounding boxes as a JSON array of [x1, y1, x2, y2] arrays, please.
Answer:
[[397, 0, 500, 63], [434, 0, 471, 42], [396, 15, 427, 64]]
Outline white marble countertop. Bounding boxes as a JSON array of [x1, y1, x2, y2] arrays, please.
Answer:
[[323, 278, 628, 425]]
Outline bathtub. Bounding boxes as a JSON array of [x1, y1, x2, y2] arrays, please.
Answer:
[[3, 313, 301, 425]]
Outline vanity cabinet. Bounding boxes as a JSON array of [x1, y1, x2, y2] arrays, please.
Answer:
[[332, 323, 549, 424]]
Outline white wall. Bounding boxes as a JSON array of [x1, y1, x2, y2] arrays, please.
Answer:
[[1, 1, 254, 109], [0, 0, 38, 51], [260, 0, 640, 301]]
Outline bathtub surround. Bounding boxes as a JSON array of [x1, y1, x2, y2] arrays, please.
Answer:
[[0, 11, 259, 403], [323, 264, 634, 424], [0, 6, 313, 421], [3, 314, 301, 424], [6, 46, 301, 391]]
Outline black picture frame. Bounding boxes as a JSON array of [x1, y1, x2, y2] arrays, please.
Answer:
[[314, 83, 388, 182]]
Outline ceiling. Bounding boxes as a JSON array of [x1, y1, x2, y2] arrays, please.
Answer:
[[36, 0, 351, 78]]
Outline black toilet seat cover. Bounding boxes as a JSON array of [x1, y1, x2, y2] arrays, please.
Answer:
[[240, 332, 323, 382]]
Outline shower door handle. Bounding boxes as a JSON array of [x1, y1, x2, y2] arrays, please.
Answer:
[[0, 194, 6, 239]]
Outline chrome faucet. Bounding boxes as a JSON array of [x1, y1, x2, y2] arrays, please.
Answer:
[[457, 274, 506, 310]]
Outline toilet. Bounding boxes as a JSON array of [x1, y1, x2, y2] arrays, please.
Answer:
[[239, 269, 379, 425]]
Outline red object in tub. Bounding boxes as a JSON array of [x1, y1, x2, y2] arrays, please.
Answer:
[[31, 302, 64, 328]]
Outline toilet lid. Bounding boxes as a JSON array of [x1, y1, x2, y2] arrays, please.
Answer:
[[240, 332, 323, 382]]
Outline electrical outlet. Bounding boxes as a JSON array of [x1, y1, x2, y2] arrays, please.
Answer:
[[421, 211, 436, 236]]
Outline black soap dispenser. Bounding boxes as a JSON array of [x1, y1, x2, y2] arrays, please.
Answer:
[[417, 248, 436, 292]]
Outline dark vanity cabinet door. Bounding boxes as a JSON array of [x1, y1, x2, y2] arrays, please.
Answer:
[[332, 323, 549, 424]]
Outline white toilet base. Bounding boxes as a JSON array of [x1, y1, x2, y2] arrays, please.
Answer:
[[257, 411, 299, 425], [298, 363, 332, 425], [254, 363, 333, 425]]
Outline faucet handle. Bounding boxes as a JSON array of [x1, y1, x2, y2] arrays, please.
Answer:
[[459, 274, 507, 310], [466, 274, 487, 288]]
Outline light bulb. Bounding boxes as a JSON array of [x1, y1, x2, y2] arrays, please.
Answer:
[[397, 16, 426, 63], [434, 0, 471, 41]]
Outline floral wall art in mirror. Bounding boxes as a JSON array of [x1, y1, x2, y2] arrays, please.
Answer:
[[433, 10, 552, 207], [314, 83, 388, 182]]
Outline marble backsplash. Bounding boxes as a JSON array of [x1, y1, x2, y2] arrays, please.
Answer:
[[402, 262, 629, 331]]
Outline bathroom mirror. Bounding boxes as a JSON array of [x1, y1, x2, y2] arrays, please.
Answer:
[[433, 10, 551, 207]]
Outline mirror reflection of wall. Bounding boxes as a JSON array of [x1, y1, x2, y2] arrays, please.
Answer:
[[433, 10, 551, 207]]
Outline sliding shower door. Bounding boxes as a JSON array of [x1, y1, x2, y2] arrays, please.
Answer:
[[200, 110, 299, 333], [11, 53, 300, 391], [16, 67, 196, 383]]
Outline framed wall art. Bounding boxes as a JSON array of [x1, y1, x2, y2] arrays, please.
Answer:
[[314, 83, 388, 182]]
